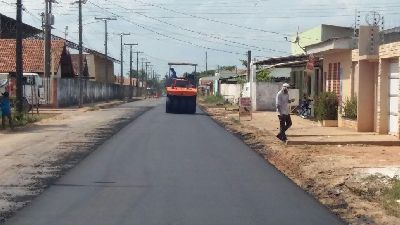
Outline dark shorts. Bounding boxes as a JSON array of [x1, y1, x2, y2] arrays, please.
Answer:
[[2, 111, 11, 117]]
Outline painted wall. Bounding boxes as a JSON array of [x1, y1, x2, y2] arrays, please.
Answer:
[[321, 25, 354, 42], [220, 83, 242, 104], [292, 25, 354, 56], [86, 54, 115, 83], [377, 42, 400, 135], [357, 61, 378, 132], [322, 50, 353, 101], [292, 25, 322, 55], [358, 26, 380, 56], [253, 82, 299, 111]]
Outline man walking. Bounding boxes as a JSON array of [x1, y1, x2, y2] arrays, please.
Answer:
[[276, 83, 293, 142]]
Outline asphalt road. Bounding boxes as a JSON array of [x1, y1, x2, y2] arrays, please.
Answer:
[[5, 100, 345, 225]]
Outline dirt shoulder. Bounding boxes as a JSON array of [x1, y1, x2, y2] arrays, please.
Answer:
[[0, 99, 160, 223], [199, 102, 400, 225]]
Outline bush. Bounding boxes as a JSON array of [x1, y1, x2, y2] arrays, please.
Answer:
[[12, 114, 43, 127], [383, 180, 400, 217], [314, 92, 338, 121], [342, 96, 357, 120], [256, 68, 272, 82]]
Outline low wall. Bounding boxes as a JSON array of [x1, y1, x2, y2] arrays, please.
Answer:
[[339, 117, 358, 131], [56, 78, 144, 107], [220, 83, 242, 104], [253, 82, 299, 111], [220, 82, 300, 111], [254, 82, 282, 111]]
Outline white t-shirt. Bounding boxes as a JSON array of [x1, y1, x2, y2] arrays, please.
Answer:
[[276, 89, 290, 115]]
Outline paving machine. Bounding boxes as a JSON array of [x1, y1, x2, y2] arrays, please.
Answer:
[[165, 63, 198, 114]]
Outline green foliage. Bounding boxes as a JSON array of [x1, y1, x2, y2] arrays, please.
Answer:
[[383, 180, 400, 217], [203, 95, 225, 105], [219, 66, 236, 71], [256, 69, 272, 82], [342, 96, 357, 120], [314, 92, 338, 121], [12, 114, 43, 127], [240, 60, 248, 68]]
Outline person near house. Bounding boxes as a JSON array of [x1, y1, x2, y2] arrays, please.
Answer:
[[276, 83, 294, 142], [1, 92, 13, 130]]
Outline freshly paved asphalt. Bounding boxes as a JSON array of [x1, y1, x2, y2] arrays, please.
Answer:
[[5, 100, 345, 225]]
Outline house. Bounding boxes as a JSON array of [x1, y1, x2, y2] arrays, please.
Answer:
[[304, 25, 400, 137], [0, 39, 74, 78], [86, 54, 115, 83], [70, 54, 89, 78], [114, 76, 138, 86]]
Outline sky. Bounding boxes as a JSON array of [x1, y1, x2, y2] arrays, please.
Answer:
[[1, 0, 400, 76]]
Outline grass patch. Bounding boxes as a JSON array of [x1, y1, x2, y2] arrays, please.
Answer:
[[202, 95, 225, 105], [230, 117, 240, 124], [87, 106, 100, 111], [383, 180, 400, 217], [11, 113, 54, 127]]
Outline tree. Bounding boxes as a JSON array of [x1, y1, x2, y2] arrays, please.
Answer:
[[256, 68, 272, 82], [240, 60, 248, 68], [219, 65, 236, 71]]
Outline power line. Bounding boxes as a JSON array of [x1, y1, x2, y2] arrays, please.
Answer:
[[87, 1, 249, 56], [113, 3, 288, 54], [129, 0, 290, 37]]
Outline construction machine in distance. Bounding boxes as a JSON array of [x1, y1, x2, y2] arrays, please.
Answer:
[[165, 62, 198, 114]]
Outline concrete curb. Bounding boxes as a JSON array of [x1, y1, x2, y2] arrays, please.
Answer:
[[287, 140, 400, 146]]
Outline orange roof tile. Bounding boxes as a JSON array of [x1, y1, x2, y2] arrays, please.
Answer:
[[0, 39, 66, 73]]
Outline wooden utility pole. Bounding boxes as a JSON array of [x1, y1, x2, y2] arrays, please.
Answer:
[[124, 43, 138, 99], [15, 0, 23, 114], [119, 33, 130, 85], [94, 17, 116, 84], [75, 0, 86, 107], [205, 51, 208, 74], [247, 50, 251, 81], [145, 61, 151, 98], [134, 51, 143, 88]]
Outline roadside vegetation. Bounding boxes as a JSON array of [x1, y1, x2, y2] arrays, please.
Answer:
[[383, 180, 400, 217], [201, 95, 225, 105], [14, 113, 54, 127], [314, 92, 338, 121], [342, 96, 358, 120]]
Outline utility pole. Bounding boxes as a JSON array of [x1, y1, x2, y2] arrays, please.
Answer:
[[140, 57, 146, 88], [133, 51, 143, 88], [44, 0, 51, 80], [119, 33, 130, 85], [74, 0, 86, 107], [94, 17, 116, 84], [15, 0, 23, 114], [205, 51, 208, 74], [145, 61, 151, 98], [124, 43, 138, 99], [247, 50, 251, 81], [64, 26, 68, 40], [44, 0, 56, 104]]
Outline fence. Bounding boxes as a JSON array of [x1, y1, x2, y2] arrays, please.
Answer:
[[55, 78, 143, 107]]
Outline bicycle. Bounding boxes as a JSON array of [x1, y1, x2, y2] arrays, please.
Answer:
[[297, 99, 313, 119]]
